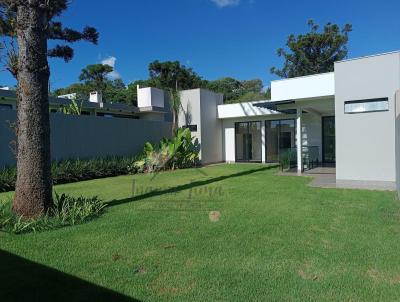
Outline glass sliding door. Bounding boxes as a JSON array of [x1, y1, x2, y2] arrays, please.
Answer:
[[265, 121, 279, 162], [235, 121, 262, 162], [265, 119, 296, 163], [322, 116, 335, 163]]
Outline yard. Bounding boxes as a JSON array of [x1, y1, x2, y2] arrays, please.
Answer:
[[1, 164, 400, 301]]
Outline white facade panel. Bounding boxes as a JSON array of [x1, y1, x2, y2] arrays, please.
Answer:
[[335, 52, 400, 182], [137, 87, 165, 108], [271, 72, 335, 101], [218, 102, 278, 119]]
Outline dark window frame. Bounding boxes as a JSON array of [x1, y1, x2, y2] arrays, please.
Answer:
[[344, 97, 389, 114], [322, 116, 336, 164], [234, 121, 262, 163], [265, 118, 296, 163], [183, 125, 198, 132]]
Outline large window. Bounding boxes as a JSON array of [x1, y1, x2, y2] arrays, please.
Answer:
[[344, 98, 389, 114], [265, 119, 296, 163], [235, 121, 262, 162]]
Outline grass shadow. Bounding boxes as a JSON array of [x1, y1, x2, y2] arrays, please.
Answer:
[[0, 249, 140, 302], [108, 165, 276, 208]]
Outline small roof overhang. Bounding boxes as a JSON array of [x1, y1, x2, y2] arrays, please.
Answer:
[[253, 100, 296, 114]]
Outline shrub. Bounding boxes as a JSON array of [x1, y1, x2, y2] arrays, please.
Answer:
[[0, 155, 140, 192], [135, 128, 200, 173], [0, 193, 106, 234]]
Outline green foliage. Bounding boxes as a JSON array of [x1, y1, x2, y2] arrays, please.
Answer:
[[76, 63, 114, 97], [79, 64, 113, 85], [0, 193, 105, 234], [271, 20, 352, 78], [278, 149, 296, 171], [53, 59, 268, 106], [135, 128, 200, 173], [148, 60, 206, 90], [59, 98, 82, 115], [0, 168, 16, 192], [206, 77, 269, 103], [0, 1, 99, 77], [54, 77, 137, 106], [169, 89, 181, 134], [0, 155, 140, 193]]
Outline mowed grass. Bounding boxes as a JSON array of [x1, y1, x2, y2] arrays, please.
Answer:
[[1, 164, 400, 301]]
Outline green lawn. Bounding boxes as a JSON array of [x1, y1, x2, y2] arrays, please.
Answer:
[[1, 164, 400, 301]]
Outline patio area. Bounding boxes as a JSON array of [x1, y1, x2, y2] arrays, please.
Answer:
[[280, 166, 396, 191]]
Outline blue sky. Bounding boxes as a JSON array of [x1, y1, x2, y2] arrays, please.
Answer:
[[1, 0, 399, 90]]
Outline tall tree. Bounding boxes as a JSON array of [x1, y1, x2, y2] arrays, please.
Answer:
[[148, 60, 206, 90], [271, 20, 352, 78], [79, 63, 113, 94], [0, 1, 98, 217]]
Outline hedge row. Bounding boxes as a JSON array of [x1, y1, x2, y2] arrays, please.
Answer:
[[0, 155, 140, 193]]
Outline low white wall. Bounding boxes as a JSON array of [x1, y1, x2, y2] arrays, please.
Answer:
[[0, 111, 172, 168]]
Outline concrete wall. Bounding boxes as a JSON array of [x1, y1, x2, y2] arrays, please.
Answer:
[[335, 52, 400, 183], [179, 89, 202, 155], [137, 87, 165, 108], [199, 90, 223, 164], [179, 89, 223, 165], [0, 111, 172, 168]]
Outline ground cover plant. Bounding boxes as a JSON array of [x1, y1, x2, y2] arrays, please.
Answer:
[[1, 164, 399, 301], [0, 193, 105, 234]]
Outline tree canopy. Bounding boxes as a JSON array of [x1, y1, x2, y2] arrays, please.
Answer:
[[0, 0, 98, 77], [148, 60, 206, 90], [270, 20, 352, 78], [54, 60, 270, 105]]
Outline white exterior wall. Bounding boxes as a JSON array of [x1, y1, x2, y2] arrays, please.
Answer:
[[335, 52, 400, 183], [395, 90, 400, 196], [199, 90, 223, 164], [271, 73, 335, 101], [179, 89, 223, 164], [137, 87, 165, 108], [179, 89, 202, 155]]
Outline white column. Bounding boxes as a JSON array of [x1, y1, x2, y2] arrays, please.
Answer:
[[261, 121, 266, 163], [296, 107, 302, 175]]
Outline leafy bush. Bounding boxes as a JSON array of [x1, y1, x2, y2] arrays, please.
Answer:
[[0, 193, 105, 234], [0, 168, 17, 192], [135, 127, 200, 173], [0, 155, 140, 192], [279, 148, 296, 171]]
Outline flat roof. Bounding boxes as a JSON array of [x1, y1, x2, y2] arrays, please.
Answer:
[[336, 50, 400, 64], [271, 72, 334, 83]]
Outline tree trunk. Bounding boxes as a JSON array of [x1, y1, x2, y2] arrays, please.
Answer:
[[12, 2, 53, 217], [172, 109, 177, 136]]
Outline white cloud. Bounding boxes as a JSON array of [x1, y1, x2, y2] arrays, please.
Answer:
[[211, 0, 240, 7], [101, 56, 121, 80]]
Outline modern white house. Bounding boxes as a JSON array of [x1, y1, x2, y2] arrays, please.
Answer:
[[177, 51, 400, 191], [1, 50, 399, 191]]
